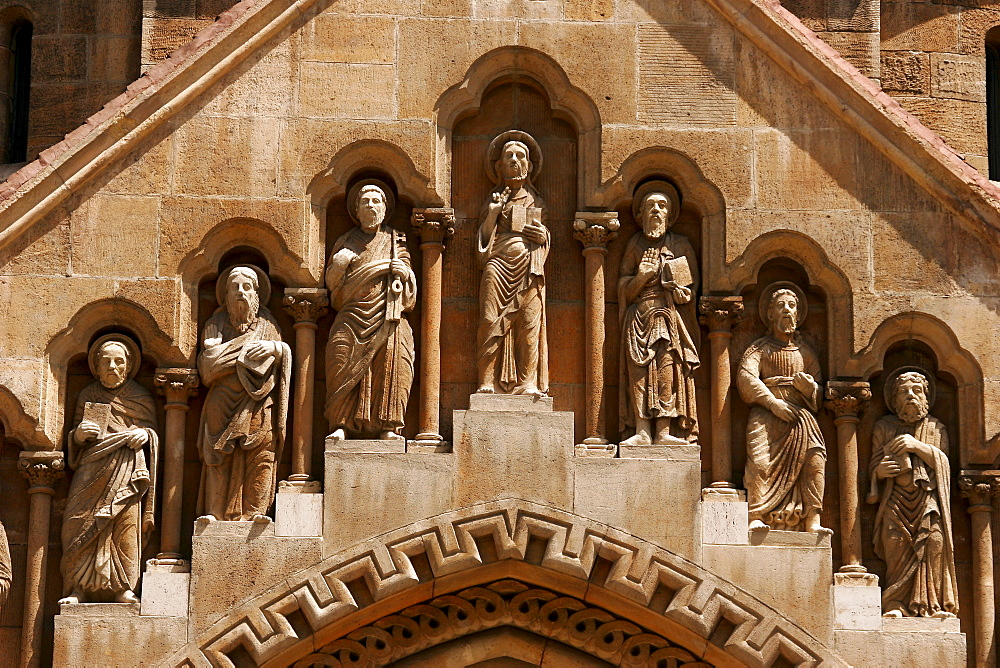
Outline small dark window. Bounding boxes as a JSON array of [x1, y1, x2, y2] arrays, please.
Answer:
[[7, 19, 30, 163]]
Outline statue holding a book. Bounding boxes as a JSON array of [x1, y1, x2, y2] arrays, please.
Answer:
[[618, 180, 700, 445]]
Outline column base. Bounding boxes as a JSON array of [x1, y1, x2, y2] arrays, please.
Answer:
[[703, 483, 744, 501], [408, 434, 451, 453], [833, 571, 880, 630], [140, 560, 190, 617], [701, 487, 748, 545], [277, 478, 322, 493], [147, 554, 190, 572], [276, 488, 324, 537], [575, 442, 617, 458]]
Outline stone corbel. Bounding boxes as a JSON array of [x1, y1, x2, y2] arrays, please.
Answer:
[[411, 208, 456, 451], [573, 212, 619, 455]]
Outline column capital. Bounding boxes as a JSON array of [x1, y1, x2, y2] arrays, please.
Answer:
[[18, 451, 65, 492], [412, 208, 456, 245], [698, 295, 744, 332], [959, 470, 1000, 509], [824, 380, 872, 418], [283, 288, 329, 324], [154, 367, 200, 402], [573, 212, 619, 250]]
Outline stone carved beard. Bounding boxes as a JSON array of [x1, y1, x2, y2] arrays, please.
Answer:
[[776, 313, 797, 335], [643, 209, 667, 240], [228, 288, 260, 334], [894, 386, 930, 424], [358, 202, 385, 230]]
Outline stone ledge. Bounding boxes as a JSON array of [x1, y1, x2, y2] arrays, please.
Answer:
[[618, 443, 700, 461], [468, 393, 553, 411], [193, 519, 274, 538], [58, 602, 139, 617], [882, 616, 961, 633], [750, 529, 832, 547], [325, 438, 406, 453]]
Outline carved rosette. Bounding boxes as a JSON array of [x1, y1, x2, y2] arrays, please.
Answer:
[[824, 381, 872, 419], [154, 367, 200, 405], [573, 212, 619, 251], [411, 207, 456, 246], [282, 288, 330, 325], [18, 451, 65, 492], [698, 295, 744, 333], [959, 472, 1000, 510]]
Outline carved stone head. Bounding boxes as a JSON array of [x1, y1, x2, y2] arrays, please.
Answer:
[[632, 180, 681, 240], [87, 334, 140, 389], [486, 131, 542, 188], [759, 282, 808, 337], [226, 266, 261, 333], [355, 184, 387, 232], [498, 140, 531, 183], [888, 369, 932, 424]]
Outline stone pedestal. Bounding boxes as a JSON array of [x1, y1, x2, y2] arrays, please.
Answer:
[[704, 530, 834, 644], [835, 617, 965, 667], [454, 394, 574, 508], [275, 480, 323, 537], [54, 602, 187, 666], [701, 487, 748, 545], [832, 572, 881, 630], [324, 436, 454, 557], [190, 520, 322, 632], [140, 561, 190, 617]]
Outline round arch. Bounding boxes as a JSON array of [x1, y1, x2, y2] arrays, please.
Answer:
[[164, 500, 846, 668]]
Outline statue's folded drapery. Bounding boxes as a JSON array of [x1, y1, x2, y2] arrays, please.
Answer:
[[197, 311, 290, 519], [325, 225, 416, 434], [61, 380, 158, 599], [869, 415, 958, 616]]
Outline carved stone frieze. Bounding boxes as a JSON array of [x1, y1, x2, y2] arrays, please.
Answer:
[[294, 579, 708, 667], [18, 451, 65, 490], [165, 500, 844, 668], [411, 207, 456, 245], [282, 288, 329, 325]]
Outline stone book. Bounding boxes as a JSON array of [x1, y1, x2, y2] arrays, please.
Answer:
[[661, 255, 693, 287], [81, 402, 112, 440]]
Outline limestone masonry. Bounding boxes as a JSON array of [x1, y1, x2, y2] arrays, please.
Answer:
[[2, 0, 1000, 666]]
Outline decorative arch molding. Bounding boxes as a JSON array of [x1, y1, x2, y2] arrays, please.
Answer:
[[305, 139, 439, 277], [598, 146, 728, 292], [42, 297, 181, 444], [434, 46, 603, 209], [165, 500, 846, 668], [726, 230, 855, 375], [0, 383, 48, 450], [847, 311, 985, 465]]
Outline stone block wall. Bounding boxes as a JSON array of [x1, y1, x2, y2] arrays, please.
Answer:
[[141, 0, 240, 71]]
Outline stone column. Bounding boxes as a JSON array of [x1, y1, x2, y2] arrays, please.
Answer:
[[152, 368, 198, 566], [410, 208, 455, 451], [18, 451, 64, 668], [698, 295, 744, 491], [825, 380, 872, 576], [572, 212, 619, 456], [282, 288, 329, 483], [961, 472, 1000, 668]]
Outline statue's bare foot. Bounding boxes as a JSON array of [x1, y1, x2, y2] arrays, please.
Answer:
[[116, 590, 139, 604], [327, 428, 346, 442], [621, 432, 652, 446], [805, 515, 834, 535], [251, 514, 271, 524], [932, 610, 957, 619], [196, 515, 216, 527], [654, 433, 688, 445], [58, 592, 83, 605], [475, 385, 495, 394], [381, 430, 405, 442], [748, 519, 769, 532], [882, 608, 904, 618]]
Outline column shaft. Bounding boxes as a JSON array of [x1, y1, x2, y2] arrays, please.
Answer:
[[292, 320, 318, 477], [971, 505, 996, 668], [154, 368, 198, 563], [835, 414, 863, 569], [417, 240, 444, 441], [582, 246, 607, 443], [708, 329, 733, 484]]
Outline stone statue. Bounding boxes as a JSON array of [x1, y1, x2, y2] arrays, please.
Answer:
[[867, 367, 958, 618], [738, 283, 830, 533], [325, 180, 417, 442], [476, 131, 550, 397], [59, 334, 159, 604], [618, 180, 700, 445], [196, 265, 291, 521], [0, 520, 8, 609]]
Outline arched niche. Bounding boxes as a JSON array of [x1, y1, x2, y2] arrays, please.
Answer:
[[435, 46, 602, 210], [0, 383, 46, 449], [851, 312, 984, 467]]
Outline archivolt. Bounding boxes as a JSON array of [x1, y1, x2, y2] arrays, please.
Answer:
[[165, 500, 846, 668]]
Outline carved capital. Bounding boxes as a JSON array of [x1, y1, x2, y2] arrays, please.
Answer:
[[411, 208, 456, 245], [283, 288, 329, 324], [824, 381, 872, 418], [155, 368, 200, 404], [959, 471, 1000, 509], [698, 295, 744, 332], [573, 212, 619, 250], [18, 451, 65, 491]]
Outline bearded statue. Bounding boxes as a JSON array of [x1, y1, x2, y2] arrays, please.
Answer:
[[738, 282, 831, 533], [196, 265, 291, 521], [868, 367, 958, 618]]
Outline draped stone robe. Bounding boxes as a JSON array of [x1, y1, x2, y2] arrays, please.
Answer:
[[61, 379, 158, 599], [197, 309, 291, 520], [738, 336, 825, 528], [325, 224, 416, 435], [618, 231, 700, 439], [868, 414, 958, 616], [477, 187, 550, 394]]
